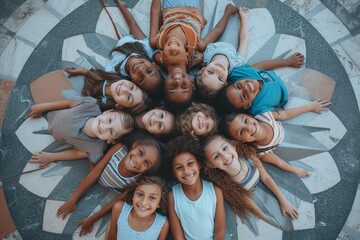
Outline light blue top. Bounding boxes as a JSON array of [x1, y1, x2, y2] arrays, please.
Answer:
[[105, 35, 154, 76], [203, 42, 247, 74], [172, 180, 216, 240], [228, 66, 288, 115], [117, 202, 167, 240], [162, 0, 201, 9]]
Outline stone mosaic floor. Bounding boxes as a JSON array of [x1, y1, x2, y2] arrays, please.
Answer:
[[0, 0, 359, 239]]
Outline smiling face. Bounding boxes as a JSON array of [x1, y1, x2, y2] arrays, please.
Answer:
[[172, 152, 200, 186], [91, 110, 127, 143], [142, 109, 174, 135], [127, 57, 162, 92], [110, 80, 144, 109], [200, 59, 228, 92], [191, 111, 215, 136], [226, 79, 261, 109], [123, 143, 160, 174], [165, 68, 194, 104], [204, 136, 240, 171], [131, 183, 161, 218], [163, 37, 188, 65], [228, 114, 261, 143]]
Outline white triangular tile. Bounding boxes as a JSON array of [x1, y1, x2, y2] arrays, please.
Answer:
[[62, 35, 109, 69], [43, 200, 72, 234], [96, 7, 130, 40], [237, 217, 282, 240], [292, 152, 340, 194], [19, 163, 65, 198], [283, 97, 347, 150], [247, 9, 276, 60], [15, 117, 55, 153]]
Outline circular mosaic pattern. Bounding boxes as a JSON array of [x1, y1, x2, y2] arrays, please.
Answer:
[[1, 0, 359, 240]]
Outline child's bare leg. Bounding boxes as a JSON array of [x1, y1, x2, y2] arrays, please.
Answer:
[[250, 52, 305, 70], [238, 7, 250, 57], [115, 0, 145, 40]]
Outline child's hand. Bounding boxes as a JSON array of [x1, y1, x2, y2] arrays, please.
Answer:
[[238, 7, 249, 19], [79, 217, 96, 236], [27, 104, 46, 118], [57, 199, 77, 219], [309, 99, 331, 113], [294, 167, 310, 178], [280, 201, 299, 220], [224, 4, 238, 16], [29, 152, 55, 168], [64, 67, 87, 77]]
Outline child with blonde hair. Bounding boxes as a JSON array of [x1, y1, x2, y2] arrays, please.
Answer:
[[176, 102, 217, 139], [106, 175, 169, 240], [27, 97, 134, 166]]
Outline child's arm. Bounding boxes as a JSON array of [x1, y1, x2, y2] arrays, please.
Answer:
[[105, 201, 124, 240], [272, 99, 330, 121], [168, 191, 185, 240], [57, 144, 123, 219], [149, 0, 162, 48], [213, 185, 226, 240], [64, 67, 89, 77], [237, 7, 250, 57], [260, 152, 309, 178], [198, 4, 238, 52], [157, 219, 170, 240], [250, 52, 305, 70], [115, 0, 146, 40], [257, 161, 299, 220], [79, 191, 127, 236], [27, 100, 78, 118], [29, 149, 87, 168]]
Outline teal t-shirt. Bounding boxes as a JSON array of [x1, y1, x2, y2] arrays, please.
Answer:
[[228, 66, 288, 115]]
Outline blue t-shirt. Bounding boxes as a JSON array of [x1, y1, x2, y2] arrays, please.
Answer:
[[228, 66, 288, 115]]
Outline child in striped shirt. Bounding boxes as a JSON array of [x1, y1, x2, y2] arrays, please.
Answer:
[[220, 99, 330, 177]]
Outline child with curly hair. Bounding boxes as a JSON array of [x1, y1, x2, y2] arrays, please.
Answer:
[[203, 135, 300, 229], [106, 175, 169, 240], [176, 102, 217, 139]]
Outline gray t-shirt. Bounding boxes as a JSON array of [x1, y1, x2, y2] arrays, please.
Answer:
[[47, 97, 108, 163]]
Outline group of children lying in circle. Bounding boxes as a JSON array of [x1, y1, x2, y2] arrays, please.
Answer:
[[27, 0, 331, 239]]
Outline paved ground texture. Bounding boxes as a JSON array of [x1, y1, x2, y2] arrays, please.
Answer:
[[0, 0, 359, 239]]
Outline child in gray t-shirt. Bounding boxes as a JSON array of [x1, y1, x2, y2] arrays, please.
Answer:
[[27, 97, 134, 166]]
